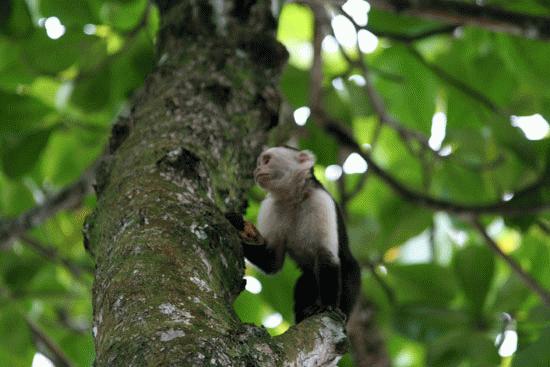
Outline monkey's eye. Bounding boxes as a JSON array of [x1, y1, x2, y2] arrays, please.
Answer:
[[262, 154, 271, 165]]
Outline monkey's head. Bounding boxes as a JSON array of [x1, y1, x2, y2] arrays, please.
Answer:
[[254, 146, 315, 194]]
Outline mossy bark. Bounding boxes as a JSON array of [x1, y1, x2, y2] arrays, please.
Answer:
[[86, 1, 347, 365]]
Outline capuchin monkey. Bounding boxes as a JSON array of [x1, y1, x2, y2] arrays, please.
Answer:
[[233, 146, 361, 323]]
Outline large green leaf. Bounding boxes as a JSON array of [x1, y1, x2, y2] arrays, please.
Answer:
[[372, 44, 437, 135], [0, 306, 34, 367], [0, 174, 35, 215], [280, 65, 309, 107], [23, 31, 99, 75], [513, 327, 550, 366], [1, 127, 55, 179], [90, 0, 149, 31], [427, 331, 499, 367], [453, 245, 495, 315], [387, 263, 458, 306], [0, 92, 53, 134], [393, 304, 470, 343], [39, 0, 97, 26]]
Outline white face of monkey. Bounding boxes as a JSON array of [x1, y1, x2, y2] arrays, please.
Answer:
[[254, 147, 315, 193]]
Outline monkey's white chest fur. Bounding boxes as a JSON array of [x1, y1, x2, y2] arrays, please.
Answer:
[[257, 189, 340, 268]]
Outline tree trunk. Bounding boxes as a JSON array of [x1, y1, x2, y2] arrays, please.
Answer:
[[85, 1, 348, 365]]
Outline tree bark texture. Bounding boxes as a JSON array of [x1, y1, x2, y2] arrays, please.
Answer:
[[85, 1, 347, 365]]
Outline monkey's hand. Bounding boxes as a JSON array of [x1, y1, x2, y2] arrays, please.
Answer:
[[225, 213, 265, 246], [240, 221, 265, 246]]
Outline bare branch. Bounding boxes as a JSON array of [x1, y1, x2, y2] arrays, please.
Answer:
[[26, 317, 75, 367], [406, 47, 506, 116], [328, 13, 434, 154], [20, 234, 92, 279], [472, 218, 550, 307], [348, 297, 391, 367], [316, 107, 550, 215], [305, 4, 550, 216], [0, 160, 98, 250], [371, 24, 459, 42], [366, 0, 550, 41]]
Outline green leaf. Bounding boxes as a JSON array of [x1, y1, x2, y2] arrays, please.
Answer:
[[372, 44, 437, 134], [1, 127, 55, 179], [299, 122, 338, 167], [280, 65, 309, 107], [96, 0, 148, 32], [0, 92, 53, 134], [513, 327, 550, 366], [0, 175, 35, 216], [39, 0, 97, 26], [378, 199, 432, 252], [0, 0, 34, 37], [387, 263, 458, 306], [40, 129, 105, 186], [0, 306, 34, 367], [368, 8, 444, 36], [70, 66, 113, 112], [453, 245, 495, 314], [23, 31, 98, 75], [394, 304, 470, 343], [427, 331, 499, 367]]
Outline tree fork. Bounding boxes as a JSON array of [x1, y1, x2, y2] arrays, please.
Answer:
[[86, 1, 347, 365]]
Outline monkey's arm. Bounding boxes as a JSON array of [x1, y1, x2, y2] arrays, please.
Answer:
[[225, 213, 285, 274]]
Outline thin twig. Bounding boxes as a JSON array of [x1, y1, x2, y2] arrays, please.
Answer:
[[472, 218, 550, 307], [363, 260, 396, 305]]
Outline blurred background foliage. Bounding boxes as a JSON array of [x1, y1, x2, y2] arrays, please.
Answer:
[[0, 0, 549, 366]]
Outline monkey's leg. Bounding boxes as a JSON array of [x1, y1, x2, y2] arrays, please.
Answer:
[[318, 256, 341, 309], [294, 270, 318, 323], [339, 258, 361, 317]]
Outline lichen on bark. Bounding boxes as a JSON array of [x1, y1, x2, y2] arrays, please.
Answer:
[[88, 1, 348, 365]]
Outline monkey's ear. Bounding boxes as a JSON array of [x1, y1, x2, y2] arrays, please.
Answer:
[[297, 150, 315, 168]]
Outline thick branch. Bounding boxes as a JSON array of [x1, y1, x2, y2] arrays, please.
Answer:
[[275, 312, 348, 366], [367, 0, 550, 41], [0, 160, 97, 250], [472, 219, 550, 307]]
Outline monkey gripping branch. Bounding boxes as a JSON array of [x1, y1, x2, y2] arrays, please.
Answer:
[[84, 1, 349, 365]]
